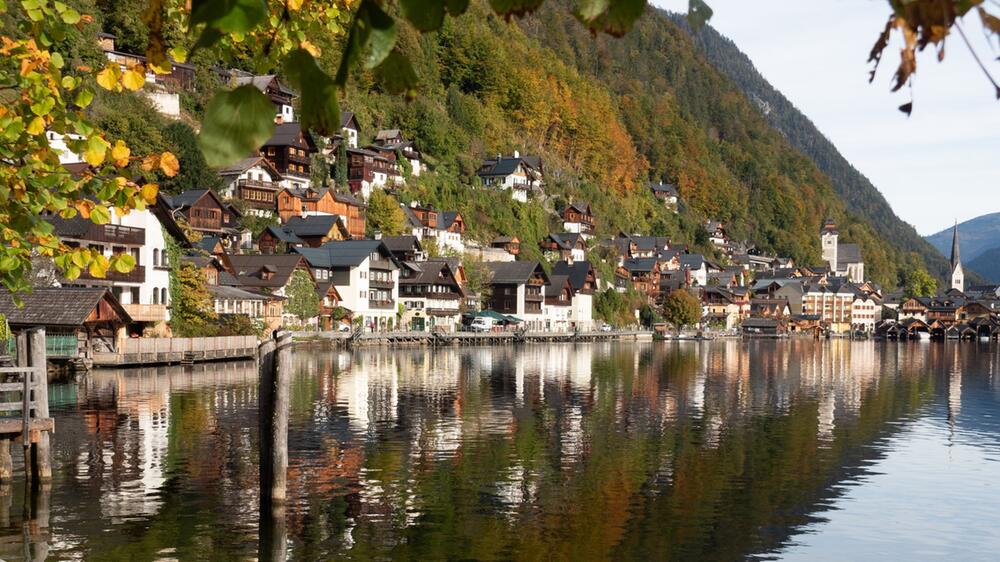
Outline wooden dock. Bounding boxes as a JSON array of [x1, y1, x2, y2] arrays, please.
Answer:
[[92, 335, 259, 367], [0, 328, 54, 483], [293, 329, 654, 347]]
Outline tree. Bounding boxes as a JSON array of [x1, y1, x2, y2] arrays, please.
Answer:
[[462, 254, 493, 310], [170, 261, 218, 337], [160, 122, 222, 194], [661, 290, 703, 332], [639, 304, 662, 328], [900, 263, 937, 299], [366, 191, 407, 236], [334, 141, 349, 188], [285, 270, 320, 326]]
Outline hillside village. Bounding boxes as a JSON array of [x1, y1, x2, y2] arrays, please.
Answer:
[[6, 34, 1000, 359]]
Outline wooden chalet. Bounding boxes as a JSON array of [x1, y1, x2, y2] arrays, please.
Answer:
[[276, 187, 366, 239], [165, 189, 241, 242], [491, 236, 520, 256], [260, 122, 317, 185], [622, 258, 661, 300], [561, 202, 595, 234]]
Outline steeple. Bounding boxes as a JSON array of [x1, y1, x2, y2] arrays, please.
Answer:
[[950, 221, 964, 292], [950, 221, 961, 269]]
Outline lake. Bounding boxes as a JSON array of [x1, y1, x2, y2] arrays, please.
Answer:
[[1, 340, 998, 561]]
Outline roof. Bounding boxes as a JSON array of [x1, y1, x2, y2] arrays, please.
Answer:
[[486, 261, 546, 284], [837, 243, 863, 267], [544, 274, 571, 299], [294, 240, 397, 269], [438, 211, 461, 230], [233, 74, 296, 97], [649, 183, 679, 196], [492, 236, 518, 244], [821, 219, 839, 234], [340, 110, 358, 129], [375, 129, 402, 141], [552, 260, 594, 292], [0, 287, 130, 327], [216, 155, 282, 179], [381, 235, 422, 254], [680, 254, 705, 270], [263, 225, 305, 245], [544, 232, 585, 250], [262, 122, 316, 151], [623, 258, 658, 273], [399, 260, 462, 291], [742, 318, 784, 328], [166, 189, 211, 209], [282, 215, 345, 238], [209, 284, 276, 301], [477, 155, 539, 177], [224, 254, 306, 288], [565, 202, 592, 215]]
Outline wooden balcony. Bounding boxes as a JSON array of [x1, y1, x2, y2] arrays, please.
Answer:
[[237, 178, 280, 191], [369, 278, 394, 290], [122, 303, 168, 322], [369, 300, 394, 310], [79, 265, 146, 284], [68, 223, 145, 246]]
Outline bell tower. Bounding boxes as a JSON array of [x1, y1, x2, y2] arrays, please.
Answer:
[[820, 219, 838, 272], [950, 221, 964, 292]]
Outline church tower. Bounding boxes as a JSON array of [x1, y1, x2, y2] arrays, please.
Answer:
[[950, 221, 964, 292], [820, 219, 838, 273]]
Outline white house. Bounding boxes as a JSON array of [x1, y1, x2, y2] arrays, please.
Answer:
[[296, 240, 401, 331], [476, 151, 543, 203], [217, 156, 283, 218], [552, 260, 596, 331], [397, 259, 465, 332], [820, 219, 865, 283]]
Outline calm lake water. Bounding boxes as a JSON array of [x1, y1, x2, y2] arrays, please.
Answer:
[[1, 340, 998, 561]]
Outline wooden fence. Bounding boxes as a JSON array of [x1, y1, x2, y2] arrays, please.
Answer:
[[92, 335, 258, 366]]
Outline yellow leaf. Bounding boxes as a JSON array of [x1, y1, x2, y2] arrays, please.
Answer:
[[95, 64, 120, 91], [26, 116, 45, 135], [111, 140, 130, 166], [88, 254, 108, 278], [300, 39, 321, 57], [140, 183, 159, 204], [75, 200, 94, 219], [288, 0, 304, 10], [83, 136, 109, 167], [121, 66, 146, 91], [159, 151, 179, 177], [141, 154, 159, 172]]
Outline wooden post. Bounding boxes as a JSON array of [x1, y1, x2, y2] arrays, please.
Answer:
[[27, 328, 50, 481], [258, 336, 276, 500], [271, 330, 292, 504]]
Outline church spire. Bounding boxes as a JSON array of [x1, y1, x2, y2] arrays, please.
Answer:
[[950, 221, 961, 269]]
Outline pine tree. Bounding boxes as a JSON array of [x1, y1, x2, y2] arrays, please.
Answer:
[[335, 141, 349, 188]]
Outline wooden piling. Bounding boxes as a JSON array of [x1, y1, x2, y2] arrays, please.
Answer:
[[259, 330, 291, 505], [27, 329, 50, 481]]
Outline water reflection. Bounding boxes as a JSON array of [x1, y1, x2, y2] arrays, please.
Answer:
[[0, 341, 996, 560]]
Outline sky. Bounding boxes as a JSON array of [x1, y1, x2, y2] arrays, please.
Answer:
[[651, 0, 999, 236]]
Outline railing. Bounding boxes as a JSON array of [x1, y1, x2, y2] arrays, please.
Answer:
[[123, 303, 168, 322], [369, 279, 394, 289], [67, 223, 145, 246], [92, 335, 258, 366], [79, 264, 146, 283], [369, 300, 394, 310], [237, 178, 280, 191]]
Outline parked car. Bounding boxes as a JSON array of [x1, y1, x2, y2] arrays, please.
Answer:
[[337, 323, 352, 332], [600, 324, 613, 332]]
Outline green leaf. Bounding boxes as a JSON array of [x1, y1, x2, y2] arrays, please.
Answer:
[[111, 253, 136, 273], [401, 0, 445, 32], [577, 0, 645, 37], [60, 7, 80, 24], [576, 0, 609, 20], [190, 0, 267, 33], [362, 1, 397, 70], [283, 49, 340, 136], [198, 85, 276, 167], [74, 89, 94, 108], [687, 0, 713, 31], [445, 0, 469, 16], [0, 256, 18, 272], [373, 50, 418, 97], [90, 205, 111, 225], [489, 0, 545, 17]]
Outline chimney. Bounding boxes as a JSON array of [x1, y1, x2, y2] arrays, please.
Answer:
[[374, 230, 382, 240], [497, 153, 502, 161], [274, 114, 283, 125], [513, 150, 520, 158]]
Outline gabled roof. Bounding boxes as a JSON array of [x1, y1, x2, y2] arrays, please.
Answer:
[[544, 232, 585, 250], [399, 260, 463, 292], [375, 129, 402, 142], [0, 287, 131, 327], [837, 243, 863, 267], [381, 235, 422, 255], [294, 240, 398, 269], [165, 189, 213, 210], [552, 260, 595, 292], [282, 215, 346, 238], [438, 211, 462, 231], [262, 122, 317, 151], [544, 274, 572, 299], [623, 258, 658, 273], [216, 155, 282, 180], [340, 110, 359, 130], [486, 261, 547, 284], [565, 202, 592, 216], [649, 183, 678, 196], [233, 74, 296, 97], [224, 254, 307, 288], [263, 225, 305, 245], [477, 155, 540, 177], [680, 254, 706, 270]]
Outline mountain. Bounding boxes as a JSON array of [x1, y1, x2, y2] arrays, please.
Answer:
[[660, 12, 953, 282], [926, 212, 1000, 282], [969, 248, 1000, 283]]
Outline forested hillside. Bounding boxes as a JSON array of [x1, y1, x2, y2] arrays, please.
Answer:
[[90, 0, 930, 288], [662, 12, 954, 281]]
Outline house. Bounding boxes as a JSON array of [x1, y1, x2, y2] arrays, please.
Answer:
[[543, 275, 573, 332], [217, 156, 283, 217], [231, 73, 296, 123], [276, 187, 366, 239], [561, 202, 595, 237], [649, 183, 679, 208], [436, 212, 466, 254], [347, 147, 398, 200], [820, 219, 865, 283], [485, 261, 549, 331], [163, 189, 242, 246], [222, 253, 314, 329], [680, 254, 708, 287], [271, 215, 348, 248], [751, 298, 791, 318], [851, 290, 883, 333], [540, 233, 587, 263], [189, 255, 283, 333], [552, 260, 597, 331], [294, 240, 401, 331], [98, 33, 192, 116], [704, 221, 728, 247], [0, 287, 131, 357], [702, 287, 750, 330], [622, 258, 661, 301], [340, 111, 360, 149], [398, 259, 465, 332], [381, 235, 426, 263], [742, 317, 786, 337], [477, 152, 543, 203], [801, 280, 870, 333], [374, 128, 423, 177], [491, 236, 521, 257], [260, 122, 317, 189], [49, 207, 173, 326]]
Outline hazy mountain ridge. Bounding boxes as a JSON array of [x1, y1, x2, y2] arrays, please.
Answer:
[[926, 212, 1000, 282]]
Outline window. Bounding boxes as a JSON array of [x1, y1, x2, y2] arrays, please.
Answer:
[[130, 287, 140, 304], [161, 288, 168, 304], [153, 290, 159, 305], [153, 249, 159, 266]]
